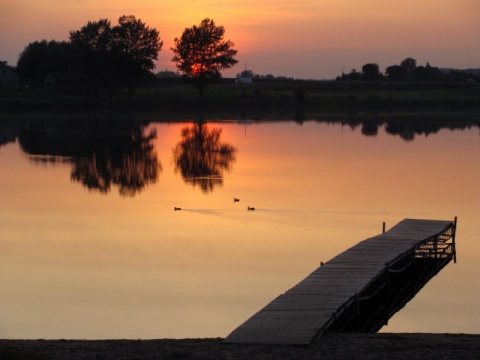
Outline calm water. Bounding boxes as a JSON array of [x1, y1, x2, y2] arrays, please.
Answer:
[[1, 119, 479, 339]]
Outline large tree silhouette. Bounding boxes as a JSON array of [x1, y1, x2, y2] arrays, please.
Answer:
[[70, 15, 162, 97], [112, 15, 163, 96], [173, 121, 236, 193], [171, 18, 238, 96]]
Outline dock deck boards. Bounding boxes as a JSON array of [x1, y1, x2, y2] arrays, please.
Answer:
[[224, 218, 456, 345]]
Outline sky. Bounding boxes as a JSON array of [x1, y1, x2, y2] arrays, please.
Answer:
[[1, 0, 479, 79]]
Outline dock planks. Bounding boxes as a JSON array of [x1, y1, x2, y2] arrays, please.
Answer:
[[224, 218, 456, 345]]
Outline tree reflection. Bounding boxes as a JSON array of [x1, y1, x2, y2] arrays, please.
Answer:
[[70, 129, 160, 196], [336, 116, 480, 141], [361, 119, 380, 136], [173, 121, 236, 193], [18, 120, 161, 196]]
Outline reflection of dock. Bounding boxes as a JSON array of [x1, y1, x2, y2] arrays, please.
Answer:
[[224, 218, 457, 345]]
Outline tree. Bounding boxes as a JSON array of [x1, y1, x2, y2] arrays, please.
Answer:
[[171, 18, 238, 95], [385, 65, 407, 81], [414, 63, 445, 82], [237, 69, 254, 78], [112, 15, 163, 96], [16, 40, 48, 85], [400, 57, 417, 78], [337, 68, 362, 81], [70, 15, 162, 97], [16, 40, 74, 86], [70, 19, 116, 96], [361, 63, 381, 81]]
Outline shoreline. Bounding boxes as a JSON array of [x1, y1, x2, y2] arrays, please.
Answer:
[[2, 333, 480, 360]]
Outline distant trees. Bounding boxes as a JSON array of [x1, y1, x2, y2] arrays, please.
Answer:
[[414, 62, 445, 82], [385, 65, 407, 81], [400, 57, 417, 77], [361, 63, 381, 81], [237, 69, 254, 79], [171, 18, 238, 95], [336, 57, 467, 83]]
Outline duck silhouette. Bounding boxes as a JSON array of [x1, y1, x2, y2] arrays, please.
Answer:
[[247, 206, 255, 211], [174, 207, 182, 211], [234, 198, 240, 202]]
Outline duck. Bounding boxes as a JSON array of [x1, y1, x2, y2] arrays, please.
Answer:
[[174, 207, 182, 211], [234, 198, 240, 202], [247, 206, 255, 211]]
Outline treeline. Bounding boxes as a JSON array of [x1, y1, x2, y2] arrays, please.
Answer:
[[337, 57, 479, 83], [8, 16, 239, 97], [13, 15, 162, 97]]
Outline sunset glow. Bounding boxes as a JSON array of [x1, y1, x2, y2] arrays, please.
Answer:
[[1, 0, 479, 78], [190, 63, 207, 76]]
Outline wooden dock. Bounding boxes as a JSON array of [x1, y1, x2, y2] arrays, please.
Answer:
[[224, 218, 457, 345]]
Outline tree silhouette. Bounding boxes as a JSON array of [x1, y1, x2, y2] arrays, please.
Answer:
[[171, 18, 238, 96], [361, 63, 381, 81], [400, 57, 417, 78], [70, 15, 162, 97], [16, 40, 74, 86], [113, 15, 163, 97], [70, 19, 117, 96], [173, 121, 236, 193], [385, 65, 407, 81]]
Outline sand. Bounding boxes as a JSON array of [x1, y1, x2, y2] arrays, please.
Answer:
[[1, 333, 479, 360]]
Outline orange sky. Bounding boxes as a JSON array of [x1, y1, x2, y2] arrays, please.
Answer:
[[1, 0, 479, 79]]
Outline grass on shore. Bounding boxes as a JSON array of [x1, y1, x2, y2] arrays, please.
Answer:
[[1, 80, 479, 121]]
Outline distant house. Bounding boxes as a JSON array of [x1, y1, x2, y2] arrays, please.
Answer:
[[0, 64, 20, 88], [156, 69, 180, 79], [44, 72, 83, 92], [236, 69, 254, 84], [235, 76, 253, 84]]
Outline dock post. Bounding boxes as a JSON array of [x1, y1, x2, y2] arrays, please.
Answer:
[[453, 216, 458, 263], [382, 222, 386, 233]]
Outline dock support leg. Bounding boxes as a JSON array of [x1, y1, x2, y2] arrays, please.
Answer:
[[453, 216, 457, 263]]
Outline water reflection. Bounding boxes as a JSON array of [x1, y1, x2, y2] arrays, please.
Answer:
[[336, 116, 479, 141], [18, 119, 161, 196], [361, 119, 380, 136], [2, 120, 480, 339], [173, 120, 237, 193]]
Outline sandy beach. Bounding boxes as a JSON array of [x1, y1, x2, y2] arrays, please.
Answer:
[[1, 333, 479, 360]]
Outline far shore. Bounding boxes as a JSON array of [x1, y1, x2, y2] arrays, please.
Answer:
[[1, 333, 479, 360], [1, 80, 479, 121]]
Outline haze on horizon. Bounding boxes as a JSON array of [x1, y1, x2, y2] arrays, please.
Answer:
[[1, 0, 479, 79]]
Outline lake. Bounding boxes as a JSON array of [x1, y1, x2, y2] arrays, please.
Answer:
[[1, 118, 479, 339]]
